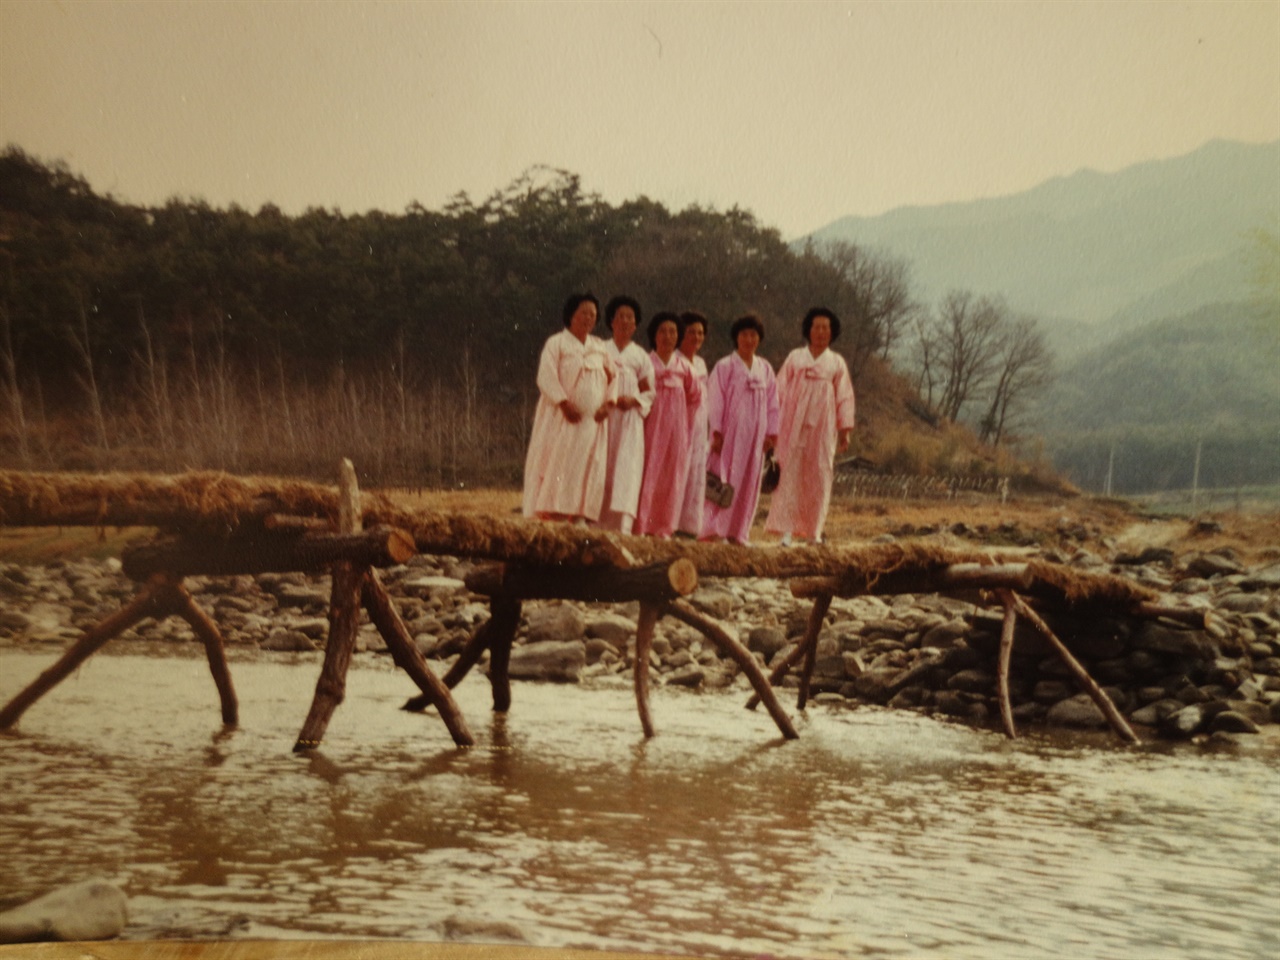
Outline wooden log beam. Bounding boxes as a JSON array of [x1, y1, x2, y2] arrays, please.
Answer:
[[661, 599, 798, 740], [121, 526, 416, 580], [294, 460, 365, 753], [361, 570, 474, 747], [1002, 590, 1140, 745], [0, 574, 171, 729], [465, 558, 697, 603]]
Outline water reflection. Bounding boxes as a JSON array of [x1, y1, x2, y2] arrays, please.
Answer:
[[1, 648, 1277, 958]]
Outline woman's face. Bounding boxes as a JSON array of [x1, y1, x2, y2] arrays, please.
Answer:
[[808, 314, 832, 352], [654, 320, 679, 357], [610, 306, 636, 344], [569, 300, 598, 341], [679, 322, 705, 357], [736, 327, 760, 360]]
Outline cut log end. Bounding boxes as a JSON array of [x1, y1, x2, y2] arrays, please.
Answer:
[[667, 557, 698, 597]]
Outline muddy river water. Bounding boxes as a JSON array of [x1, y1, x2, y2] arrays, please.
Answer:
[[1, 648, 1277, 959]]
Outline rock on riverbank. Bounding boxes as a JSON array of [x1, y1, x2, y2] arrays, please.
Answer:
[[2, 537, 1278, 741]]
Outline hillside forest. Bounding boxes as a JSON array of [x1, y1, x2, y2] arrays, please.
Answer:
[[1, 147, 1064, 490]]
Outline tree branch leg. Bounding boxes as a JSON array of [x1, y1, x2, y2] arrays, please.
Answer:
[[402, 597, 521, 711], [487, 597, 519, 713], [165, 579, 239, 726], [361, 569, 474, 747], [633, 601, 659, 738], [0, 574, 170, 730], [294, 561, 364, 752], [662, 599, 798, 740], [796, 593, 833, 711], [1007, 591, 1140, 744], [997, 591, 1017, 740]]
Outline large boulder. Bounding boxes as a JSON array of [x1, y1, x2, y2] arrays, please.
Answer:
[[524, 605, 586, 644], [507, 640, 585, 683], [0, 880, 128, 943]]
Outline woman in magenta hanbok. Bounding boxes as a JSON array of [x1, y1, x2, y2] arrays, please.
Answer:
[[765, 307, 856, 544], [675, 311, 710, 539], [700, 315, 779, 545], [521, 293, 617, 523], [635, 312, 702, 538], [598, 295, 654, 534]]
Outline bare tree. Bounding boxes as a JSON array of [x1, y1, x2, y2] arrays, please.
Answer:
[[0, 301, 31, 467], [978, 316, 1054, 446], [932, 290, 1008, 423], [819, 239, 915, 374], [132, 302, 175, 455], [68, 295, 110, 452]]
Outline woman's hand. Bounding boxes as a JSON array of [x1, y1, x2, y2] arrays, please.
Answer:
[[711, 431, 724, 454], [837, 429, 852, 453], [559, 400, 582, 424], [763, 434, 777, 454], [616, 395, 638, 412], [594, 404, 611, 423]]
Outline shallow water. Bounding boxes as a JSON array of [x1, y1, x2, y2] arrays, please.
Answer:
[[1, 648, 1277, 959]]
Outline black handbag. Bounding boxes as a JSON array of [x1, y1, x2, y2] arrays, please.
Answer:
[[761, 450, 780, 494], [705, 471, 734, 508]]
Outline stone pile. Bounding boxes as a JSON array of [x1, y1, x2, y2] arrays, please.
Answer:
[[3, 538, 1278, 740]]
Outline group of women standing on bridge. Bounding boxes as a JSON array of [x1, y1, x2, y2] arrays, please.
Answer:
[[521, 293, 856, 546]]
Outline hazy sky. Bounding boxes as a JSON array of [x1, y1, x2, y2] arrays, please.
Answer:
[[3, 0, 1277, 238]]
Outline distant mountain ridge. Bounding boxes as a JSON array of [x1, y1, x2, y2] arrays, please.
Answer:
[[804, 139, 1279, 327]]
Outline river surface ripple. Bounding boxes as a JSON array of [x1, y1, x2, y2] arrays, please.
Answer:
[[1, 649, 1277, 959]]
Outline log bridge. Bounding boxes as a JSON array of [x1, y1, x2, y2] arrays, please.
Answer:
[[0, 466, 1211, 749]]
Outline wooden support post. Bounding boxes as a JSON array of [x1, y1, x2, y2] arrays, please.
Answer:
[[0, 574, 170, 729], [164, 579, 239, 726], [487, 601, 516, 713], [796, 592, 833, 711], [465, 558, 697, 603], [361, 569, 474, 747], [1003, 591, 1140, 744], [662, 599, 798, 740], [123, 525, 416, 580], [295, 459, 365, 753], [401, 597, 522, 711], [997, 593, 1017, 740], [633, 601, 659, 738]]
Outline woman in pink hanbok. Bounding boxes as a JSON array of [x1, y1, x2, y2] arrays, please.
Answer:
[[521, 293, 617, 523], [765, 307, 856, 544], [700, 315, 779, 545], [675, 311, 710, 539], [635, 312, 702, 538], [598, 295, 654, 534]]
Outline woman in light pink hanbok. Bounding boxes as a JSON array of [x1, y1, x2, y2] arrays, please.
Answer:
[[675, 311, 710, 538], [635, 313, 702, 538], [598, 295, 654, 534], [521, 293, 617, 523], [765, 307, 856, 544], [700, 315, 779, 545]]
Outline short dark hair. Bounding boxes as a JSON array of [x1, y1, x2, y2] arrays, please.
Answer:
[[646, 311, 681, 349], [729, 314, 765, 346], [679, 310, 708, 338], [562, 292, 600, 328], [802, 306, 842, 343], [605, 295, 642, 330]]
